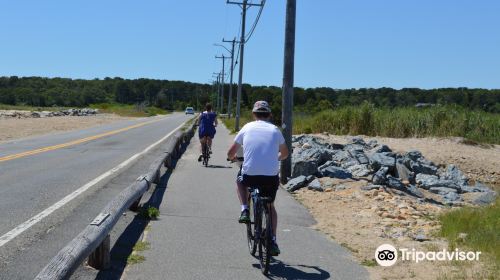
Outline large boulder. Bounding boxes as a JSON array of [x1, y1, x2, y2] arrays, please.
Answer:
[[441, 165, 468, 187], [369, 153, 396, 170], [372, 167, 389, 185], [347, 164, 371, 177], [285, 175, 312, 192], [347, 148, 369, 165], [292, 147, 332, 177], [307, 179, 323, 192], [471, 191, 497, 206], [319, 166, 352, 179]]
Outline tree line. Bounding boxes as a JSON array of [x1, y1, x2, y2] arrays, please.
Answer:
[[1, 76, 499, 115]]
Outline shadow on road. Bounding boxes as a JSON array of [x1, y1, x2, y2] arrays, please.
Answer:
[[206, 164, 232, 169], [94, 138, 191, 280], [252, 260, 331, 280]]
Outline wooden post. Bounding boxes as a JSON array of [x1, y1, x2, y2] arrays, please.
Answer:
[[88, 234, 110, 270]]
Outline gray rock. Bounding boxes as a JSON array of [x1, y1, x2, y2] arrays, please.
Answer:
[[335, 184, 350, 191], [367, 139, 378, 148], [413, 233, 429, 242], [349, 136, 366, 146], [320, 166, 352, 179], [471, 191, 497, 206], [347, 149, 369, 165], [386, 175, 405, 190], [441, 165, 468, 187], [285, 175, 309, 192], [406, 184, 425, 198], [369, 153, 396, 170], [395, 162, 414, 183], [372, 167, 389, 185], [429, 187, 458, 195], [415, 174, 440, 189], [370, 144, 392, 154], [410, 160, 438, 175], [347, 164, 371, 177], [307, 179, 323, 192], [406, 150, 423, 161], [443, 192, 461, 203], [361, 185, 381, 191], [292, 160, 318, 178]]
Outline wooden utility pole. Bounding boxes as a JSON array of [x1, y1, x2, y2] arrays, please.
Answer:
[[222, 38, 236, 117], [216, 54, 231, 114], [280, 0, 296, 184], [228, 0, 263, 130]]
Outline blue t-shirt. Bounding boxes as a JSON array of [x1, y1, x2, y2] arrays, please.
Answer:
[[199, 111, 216, 133]]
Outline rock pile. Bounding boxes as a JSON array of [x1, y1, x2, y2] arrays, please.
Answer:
[[284, 135, 497, 206], [0, 108, 98, 119]]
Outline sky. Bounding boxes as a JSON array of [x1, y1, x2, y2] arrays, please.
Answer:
[[0, 0, 499, 89]]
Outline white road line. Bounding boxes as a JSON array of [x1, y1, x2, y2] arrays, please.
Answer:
[[0, 119, 190, 247]]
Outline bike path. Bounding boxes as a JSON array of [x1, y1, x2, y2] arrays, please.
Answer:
[[124, 124, 368, 280]]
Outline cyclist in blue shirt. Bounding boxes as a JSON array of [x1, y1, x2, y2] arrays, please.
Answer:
[[198, 103, 217, 162]]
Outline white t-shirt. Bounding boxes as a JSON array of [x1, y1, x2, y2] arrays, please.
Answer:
[[234, 120, 285, 176]]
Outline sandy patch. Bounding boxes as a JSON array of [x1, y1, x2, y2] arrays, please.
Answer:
[[290, 135, 499, 279], [0, 114, 133, 143]]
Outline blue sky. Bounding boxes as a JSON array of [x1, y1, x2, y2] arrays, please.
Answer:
[[1, 0, 499, 89]]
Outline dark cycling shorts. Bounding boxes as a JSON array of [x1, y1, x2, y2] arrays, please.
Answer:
[[237, 169, 279, 203], [198, 130, 216, 139]]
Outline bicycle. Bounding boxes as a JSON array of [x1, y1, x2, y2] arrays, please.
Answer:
[[229, 157, 273, 275], [201, 136, 210, 167]]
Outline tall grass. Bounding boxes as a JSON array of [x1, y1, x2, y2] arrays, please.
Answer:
[[439, 198, 499, 271], [295, 104, 500, 144]]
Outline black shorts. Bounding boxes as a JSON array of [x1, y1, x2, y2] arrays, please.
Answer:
[[237, 170, 279, 202]]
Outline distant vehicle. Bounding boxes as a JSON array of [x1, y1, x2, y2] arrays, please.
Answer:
[[185, 107, 195, 114]]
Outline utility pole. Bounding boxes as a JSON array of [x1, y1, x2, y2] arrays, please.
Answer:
[[280, 0, 296, 184], [227, 0, 263, 130], [220, 38, 237, 118], [216, 54, 230, 114], [212, 72, 221, 112]]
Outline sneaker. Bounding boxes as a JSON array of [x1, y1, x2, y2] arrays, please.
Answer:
[[270, 241, 280, 256], [238, 209, 250, 223], [198, 154, 203, 162]]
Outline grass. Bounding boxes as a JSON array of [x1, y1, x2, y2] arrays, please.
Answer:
[[361, 258, 377, 267], [295, 104, 500, 144], [0, 103, 71, 111], [222, 104, 499, 144], [127, 254, 146, 265], [133, 241, 150, 252], [438, 198, 499, 272], [139, 206, 160, 220], [89, 103, 168, 117]]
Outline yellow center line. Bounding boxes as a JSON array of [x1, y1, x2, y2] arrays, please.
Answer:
[[0, 118, 163, 163]]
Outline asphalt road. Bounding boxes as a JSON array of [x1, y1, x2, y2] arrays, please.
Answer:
[[0, 113, 192, 279], [124, 124, 369, 280]]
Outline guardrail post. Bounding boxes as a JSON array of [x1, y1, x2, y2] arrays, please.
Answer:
[[153, 169, 161, 184], [129, 196, 142, 211], [88, 234, 110, 270]]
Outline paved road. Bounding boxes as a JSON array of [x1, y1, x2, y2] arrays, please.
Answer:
[[124, 125, 368, 280], [0, 113, 192, 279]]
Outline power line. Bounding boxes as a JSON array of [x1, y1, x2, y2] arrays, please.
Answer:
[[244, 0, 266, 43]]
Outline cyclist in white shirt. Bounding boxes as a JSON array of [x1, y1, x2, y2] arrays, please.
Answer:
[[227, 101, 289, 256]]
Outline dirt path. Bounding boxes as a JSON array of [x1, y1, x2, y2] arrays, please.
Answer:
[[0, 114, 133, 143]]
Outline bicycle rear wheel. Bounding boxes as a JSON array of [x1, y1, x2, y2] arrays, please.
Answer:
[[246, 195, 257, 256], [258, 204, 272, 275], [202, 142, 209, 166]]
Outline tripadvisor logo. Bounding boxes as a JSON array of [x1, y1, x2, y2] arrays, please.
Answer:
[[375, 244, 481, 266]]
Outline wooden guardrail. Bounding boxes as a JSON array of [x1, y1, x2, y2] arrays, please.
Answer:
[[35, 120, 197, 280]]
